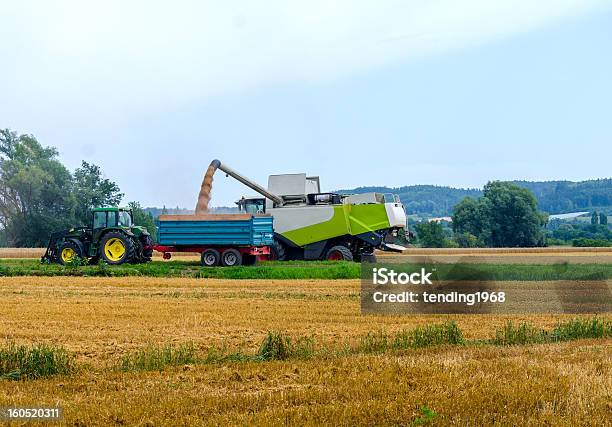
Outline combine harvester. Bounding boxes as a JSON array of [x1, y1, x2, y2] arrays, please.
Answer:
[[208, 159, 407, 262]]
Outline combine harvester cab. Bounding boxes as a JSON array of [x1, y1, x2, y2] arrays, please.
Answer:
[[214, 160, 408, 262]]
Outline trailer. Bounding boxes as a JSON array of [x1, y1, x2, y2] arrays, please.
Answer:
[[153, 214, 274, 266]]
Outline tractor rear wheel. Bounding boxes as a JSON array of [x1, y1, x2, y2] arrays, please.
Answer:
[[58, 240, 83, 265], [99, 232, 135, 265], [325, 245, 353, 261], [221, 248, 242, 267]]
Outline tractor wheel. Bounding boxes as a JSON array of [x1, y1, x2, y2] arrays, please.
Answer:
[[58, 240, 83, 265], [201, 249, 221, 266], [269, 240, 287, 261], [99, 232, 135, 265], [325, 245, 354, 262], [221, 248, 242, 267]]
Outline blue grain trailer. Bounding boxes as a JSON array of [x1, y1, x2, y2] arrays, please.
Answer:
[[154, 214, 274, 266]]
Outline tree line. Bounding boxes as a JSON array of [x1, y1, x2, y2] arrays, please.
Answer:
[[341, 179, 612, 217], [0, 129, 155, 247], [412, 182, 549, 248]]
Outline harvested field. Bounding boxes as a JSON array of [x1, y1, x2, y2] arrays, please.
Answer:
[[0, 276, 610, 424]]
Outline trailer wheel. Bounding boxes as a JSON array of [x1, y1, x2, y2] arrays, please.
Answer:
[[201, 249, 221, 267], [221, 248, 242, 267], [325, 245, 353, 261]]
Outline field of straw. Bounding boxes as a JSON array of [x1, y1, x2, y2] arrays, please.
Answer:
[[1, 275, 610, 425]]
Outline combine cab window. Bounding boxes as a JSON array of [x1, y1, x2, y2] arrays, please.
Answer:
[[118, 211, 132, 227], [238, 198, 265, 214]]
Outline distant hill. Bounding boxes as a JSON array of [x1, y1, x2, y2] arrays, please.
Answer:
[[337, 178, 612, 217], [336, 185, 482, 218]]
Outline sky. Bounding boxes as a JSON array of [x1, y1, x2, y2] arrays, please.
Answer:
[[1, 0, 611, 207]]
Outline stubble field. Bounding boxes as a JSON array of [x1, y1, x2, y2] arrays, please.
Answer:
[[1, 269, 611, 425]]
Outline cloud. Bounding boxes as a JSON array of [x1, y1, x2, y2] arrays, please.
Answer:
[[1, 0, 609, 123]]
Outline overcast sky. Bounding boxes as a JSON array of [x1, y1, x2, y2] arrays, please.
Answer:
[[1, 1, 611, 207]]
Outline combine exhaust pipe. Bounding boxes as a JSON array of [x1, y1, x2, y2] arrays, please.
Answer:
[[212, 159, 284, 206]]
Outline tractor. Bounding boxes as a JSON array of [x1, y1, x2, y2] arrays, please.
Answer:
[[41, 207, 154, 265]]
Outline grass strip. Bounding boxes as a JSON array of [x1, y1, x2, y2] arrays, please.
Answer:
[[0, 343, 75, 380], [0, 259, 361, 279], [119, 317, 611, 372], [1, 259, 611, 280], [3, 317, 609, 379]]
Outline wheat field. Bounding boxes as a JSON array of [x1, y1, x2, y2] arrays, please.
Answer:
[[0, 275, 610, 425]]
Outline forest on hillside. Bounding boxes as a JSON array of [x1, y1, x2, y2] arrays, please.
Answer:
[[338, 179, 612, 217]]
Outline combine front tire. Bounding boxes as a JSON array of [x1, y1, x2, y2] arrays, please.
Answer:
[[325, 245, 353, 262], [58, 240, 82, 265], [99, 232, 135, 265]]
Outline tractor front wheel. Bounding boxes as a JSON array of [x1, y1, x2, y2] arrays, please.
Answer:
[[58, 240, 83, 265], [99, 232, 135, 265]]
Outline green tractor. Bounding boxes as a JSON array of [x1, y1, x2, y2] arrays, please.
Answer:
[[41, 207, 154, 265]]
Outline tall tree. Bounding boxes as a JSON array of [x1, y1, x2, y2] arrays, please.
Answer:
[[414, 221, 447, 248], [600, 212, 608, 225], [72, 161, 123, 226], [591, 211, 599, 225], [0, 129, 73, 246], [452, 181, 547, 247]]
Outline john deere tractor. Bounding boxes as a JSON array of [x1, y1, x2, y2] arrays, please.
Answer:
[[41, 207, 154, 265]]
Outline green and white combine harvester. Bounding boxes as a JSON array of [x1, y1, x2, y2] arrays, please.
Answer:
[[211, 160, 408, 262]]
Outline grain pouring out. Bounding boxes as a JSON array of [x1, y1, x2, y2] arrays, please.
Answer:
[[195, 161, 219, 214]]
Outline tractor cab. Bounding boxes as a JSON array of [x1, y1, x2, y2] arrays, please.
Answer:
[[92, 207, 133, 231]]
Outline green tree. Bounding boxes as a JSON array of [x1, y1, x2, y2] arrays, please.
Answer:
[[128, 201, 157, 240], [452, 181, 547, 247], [1, 129, 125, 246], [599, 212, 607, 225], [414, 221, 447, 248], [591, 211, 599, 225], [73, 161, 123, 226], [0, 129, 73, 246]]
